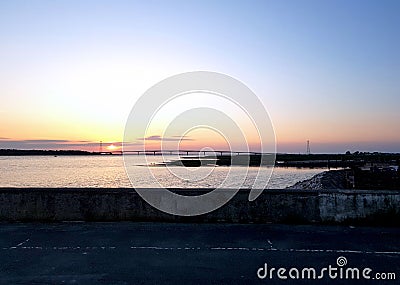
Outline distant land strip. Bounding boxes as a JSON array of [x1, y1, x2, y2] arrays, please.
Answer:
[[0, 149, 106, 156], [1, 149, 399, 165]]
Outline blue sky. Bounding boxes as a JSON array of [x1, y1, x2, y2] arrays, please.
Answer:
[[0, 0, 399, 153]]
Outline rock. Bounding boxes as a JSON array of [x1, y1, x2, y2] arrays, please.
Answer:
[[286, 169, 348, 190]]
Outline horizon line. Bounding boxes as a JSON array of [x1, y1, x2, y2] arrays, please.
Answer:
[[1, 148, 399, 155]]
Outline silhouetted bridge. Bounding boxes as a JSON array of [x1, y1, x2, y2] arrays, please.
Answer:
[[109, 150, 268, 156]]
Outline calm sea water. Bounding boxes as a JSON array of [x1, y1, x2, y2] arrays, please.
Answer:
[[0, 156, 326, 189]]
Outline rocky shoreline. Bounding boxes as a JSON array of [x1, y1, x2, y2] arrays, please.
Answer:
[[286, 169, 348, 190]]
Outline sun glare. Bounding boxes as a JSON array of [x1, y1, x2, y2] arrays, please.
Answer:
[[106, 144, 118, 151]]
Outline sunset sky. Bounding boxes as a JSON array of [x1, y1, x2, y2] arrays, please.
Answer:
[[1, 0, 399, 153]]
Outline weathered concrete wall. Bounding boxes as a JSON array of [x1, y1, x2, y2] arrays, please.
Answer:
[[0, 188, 399, 225]]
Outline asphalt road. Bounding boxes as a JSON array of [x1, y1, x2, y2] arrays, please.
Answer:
[[0, 223, 399, 284]]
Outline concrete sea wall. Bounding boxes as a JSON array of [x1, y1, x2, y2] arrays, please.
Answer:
[[0, 188, 399, 225]]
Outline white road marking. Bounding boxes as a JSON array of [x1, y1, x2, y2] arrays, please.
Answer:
[[15, 238, 30, 247], [2, 245, 400, 255]]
